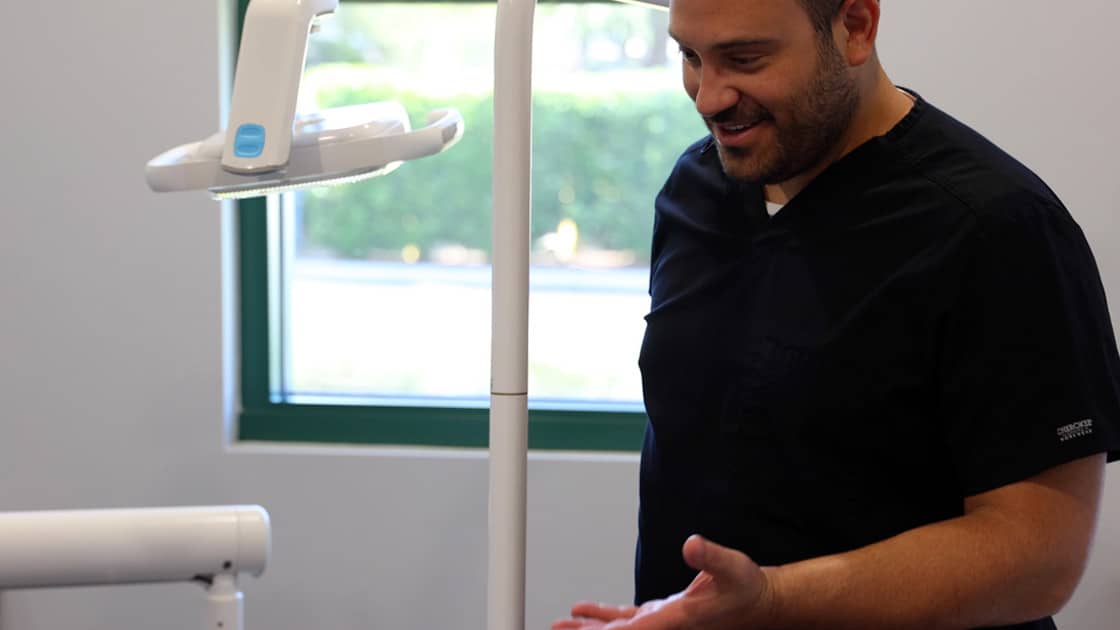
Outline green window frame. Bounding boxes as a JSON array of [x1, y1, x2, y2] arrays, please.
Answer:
[[235, 0, 648, 450]]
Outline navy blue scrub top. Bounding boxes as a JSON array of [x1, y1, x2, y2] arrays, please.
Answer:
[[635, 95, 1120, 630]]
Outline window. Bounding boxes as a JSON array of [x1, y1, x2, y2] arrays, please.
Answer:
[[236, 0, 705, 449]]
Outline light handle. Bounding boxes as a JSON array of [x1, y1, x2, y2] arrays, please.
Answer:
[[221, 0, 339, 175]]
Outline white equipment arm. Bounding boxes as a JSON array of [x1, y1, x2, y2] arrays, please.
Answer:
[[0, 505, 271, 630]]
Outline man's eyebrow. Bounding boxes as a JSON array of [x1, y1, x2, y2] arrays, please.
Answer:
[[667, 32, 780, 50], [714, 37, 779, 50]]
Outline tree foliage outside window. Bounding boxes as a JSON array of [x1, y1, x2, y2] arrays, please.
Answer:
[[297, 3, 703, 266]]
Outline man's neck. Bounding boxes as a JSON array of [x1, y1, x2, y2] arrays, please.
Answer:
[[764, 73, 914, 205]]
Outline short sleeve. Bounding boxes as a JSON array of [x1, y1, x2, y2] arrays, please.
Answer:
[[937, 200, 1120, 496]]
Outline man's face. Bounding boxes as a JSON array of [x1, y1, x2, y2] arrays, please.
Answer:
[[670, 0, 860, 184]]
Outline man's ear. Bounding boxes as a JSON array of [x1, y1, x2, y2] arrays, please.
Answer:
[[835, 0, 880, 66]]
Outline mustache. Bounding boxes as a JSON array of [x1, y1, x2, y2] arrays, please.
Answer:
[[706, 106, 771, 126]]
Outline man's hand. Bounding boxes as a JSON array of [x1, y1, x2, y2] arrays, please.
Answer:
[[551, 535, 775, 630], [553, 456, 1105, 629]]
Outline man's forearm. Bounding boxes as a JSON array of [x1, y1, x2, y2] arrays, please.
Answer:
[[762, 512, 1065, 629], [760, 455, 1104, 630]]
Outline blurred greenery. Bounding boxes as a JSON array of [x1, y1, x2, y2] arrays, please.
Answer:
[[299, 67, 705, 263]]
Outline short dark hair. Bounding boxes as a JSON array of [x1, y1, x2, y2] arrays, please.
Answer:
[[797, 0, 845, 36]]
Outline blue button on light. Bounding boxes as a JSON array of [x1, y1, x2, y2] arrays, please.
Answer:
[[234, 124, 266, 158]]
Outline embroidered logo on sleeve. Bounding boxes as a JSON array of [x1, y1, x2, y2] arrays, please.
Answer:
[[1056, 419, 1094, 442]]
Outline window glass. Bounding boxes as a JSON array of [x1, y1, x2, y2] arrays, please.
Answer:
[[271, 2, 704, 410]]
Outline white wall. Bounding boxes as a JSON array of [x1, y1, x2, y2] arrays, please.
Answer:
[[0, 1, 1116, 629]]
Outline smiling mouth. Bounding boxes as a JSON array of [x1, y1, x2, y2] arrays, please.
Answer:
[[711, 118, 770, 147], [721, 121, 762, 132], [716, 117, 768, 133]]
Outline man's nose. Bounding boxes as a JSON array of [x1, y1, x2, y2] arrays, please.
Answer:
[[692, 69, 740, 118]]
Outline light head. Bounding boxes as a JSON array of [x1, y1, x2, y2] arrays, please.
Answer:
[[147, 103, 463, 200], [145, 0, 463, 200]]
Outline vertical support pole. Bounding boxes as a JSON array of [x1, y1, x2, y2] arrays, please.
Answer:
[[490, 0, 535, 629], [205, 574, 243, 630]]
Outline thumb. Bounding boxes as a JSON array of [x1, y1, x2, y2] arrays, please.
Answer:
[[681, 534, 743, 581]]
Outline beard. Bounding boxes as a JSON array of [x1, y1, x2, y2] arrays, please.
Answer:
[[713, 40, 860, 184]]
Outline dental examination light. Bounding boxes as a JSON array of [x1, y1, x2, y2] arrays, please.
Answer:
[[145, 0, 667, 629], [145, 0, 463, 199], [0, 505, 271, 630]]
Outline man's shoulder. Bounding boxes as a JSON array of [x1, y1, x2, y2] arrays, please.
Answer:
[[897, 100, 1067, 224]]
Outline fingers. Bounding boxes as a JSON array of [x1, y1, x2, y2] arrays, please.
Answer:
[[683, 569, 716, 596], [570, 602, 638, 621], [551, 618, 603, 630], [552, 601, 639, 630], [681, 534, 710, 571], [682, 534, 747, 581]]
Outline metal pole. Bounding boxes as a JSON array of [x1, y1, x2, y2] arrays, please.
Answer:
[[489, 0, 535, 628]]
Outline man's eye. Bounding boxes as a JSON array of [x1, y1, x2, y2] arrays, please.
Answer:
[[729, 56, 762, 67], [678, 47, 699, 62]]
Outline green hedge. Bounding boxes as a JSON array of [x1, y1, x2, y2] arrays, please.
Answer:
[[300, 75, 706, 263]]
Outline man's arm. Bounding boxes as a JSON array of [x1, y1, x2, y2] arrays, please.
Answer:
[[554, 454, 1106, 630], [764, 453, 1106, 629]]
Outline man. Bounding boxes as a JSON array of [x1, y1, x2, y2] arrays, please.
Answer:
[[554, 0, 1120, 628]]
